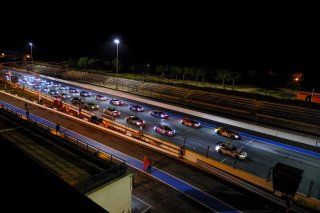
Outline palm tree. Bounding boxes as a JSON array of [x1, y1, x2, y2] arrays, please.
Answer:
[[182, 67, 191, 82], [230, 72, 242, 91], [78, 57, 90, 71], [111, 58, 123, 72], [196, 67, 207, 84], [88, 58, 98, 71], [193, 67, 200, 81], [215, 69, 232, 89], [104, 60, 111, 67], [171, 66, 183, 80], [155, 65, 170, 78]]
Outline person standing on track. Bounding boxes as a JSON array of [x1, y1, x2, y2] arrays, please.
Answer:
[[143, 156, 148, 171], [146, 158, 152, 174], [56, 123, 60, 134]]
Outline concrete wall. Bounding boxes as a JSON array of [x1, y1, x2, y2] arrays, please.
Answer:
[[86, 174, 132, 213]]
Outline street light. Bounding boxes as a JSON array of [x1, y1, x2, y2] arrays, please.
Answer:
[[114, 39, 120, 89], [29, 42, 33, 71]]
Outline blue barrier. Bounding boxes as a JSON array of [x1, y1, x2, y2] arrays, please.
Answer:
[[171, 112, 320, 159], [242, 133, 320, 159]]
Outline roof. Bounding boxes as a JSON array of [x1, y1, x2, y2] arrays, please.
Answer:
[[0, 139, 108, 212]]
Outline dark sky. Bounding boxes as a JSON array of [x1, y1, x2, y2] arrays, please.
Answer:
[[1, 3, 319, 75]]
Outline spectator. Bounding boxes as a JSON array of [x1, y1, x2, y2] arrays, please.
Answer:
[[285, 195, 292, 212], [25, 110, 30, 119], [180, 146, 185, 156], [56, 123, 60, 134], [146, 158, 152, 174], [143, 156, 148, 171]]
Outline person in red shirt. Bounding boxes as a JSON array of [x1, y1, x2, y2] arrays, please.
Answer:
[[146, 158, 152, 174], [143, 156, 148, 171]]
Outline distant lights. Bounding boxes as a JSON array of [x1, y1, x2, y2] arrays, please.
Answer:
[[292, 73, 303, 82]]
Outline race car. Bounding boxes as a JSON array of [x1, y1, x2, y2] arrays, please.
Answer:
[[71, 97, 83, 106], [215, 127, 241, 140], [60, 93, 70, 99], [80, 91, 91, 97], [103, 107, 121, 117], [69, 88, 79, 93], [83, 102, 99, 111], [95, 95, 107, 101], [180, 118, 201, 128], [154, 124, 176, 136], [125, 115, 145, 127], [150, 110, 168, 119], [129, 104, 144, 112], [109, 98, 124, 106], [215, 141, 247, 159]]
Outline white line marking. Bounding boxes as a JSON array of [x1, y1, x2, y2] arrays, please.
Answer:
[[0, 126, 24, 133]]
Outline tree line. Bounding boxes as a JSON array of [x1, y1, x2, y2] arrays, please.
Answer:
[[76, 57, 242, 89]]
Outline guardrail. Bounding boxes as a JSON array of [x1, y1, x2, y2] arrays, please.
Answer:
[[75, 164, 129, 194]]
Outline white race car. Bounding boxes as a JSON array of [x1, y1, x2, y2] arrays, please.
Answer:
[[215, 142, 247, 160]]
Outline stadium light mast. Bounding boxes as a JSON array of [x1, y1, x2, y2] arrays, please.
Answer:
[[114, 39, 120, 89]]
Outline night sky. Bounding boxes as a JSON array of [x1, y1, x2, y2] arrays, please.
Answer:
[[1, 3, 319, 77]]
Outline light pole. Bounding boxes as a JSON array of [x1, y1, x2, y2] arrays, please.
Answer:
[[114, 39, 120, 89], [29, 42, 33, 71]]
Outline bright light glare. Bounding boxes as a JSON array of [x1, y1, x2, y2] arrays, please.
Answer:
[[29, 42, 33, 46], [114, 39, 120, 44]]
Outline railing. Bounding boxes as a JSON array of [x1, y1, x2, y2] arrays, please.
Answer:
[[0, 99, 127, 172], [75, 163, 128, 194]]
